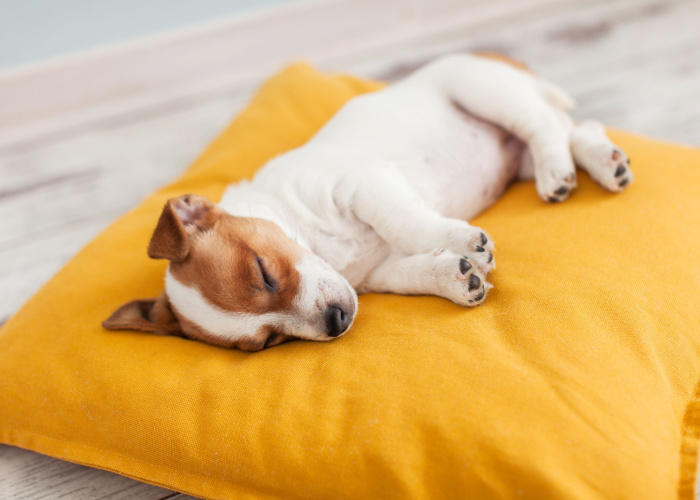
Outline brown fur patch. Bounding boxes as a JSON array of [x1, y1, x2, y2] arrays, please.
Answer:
[[148, 202, 189, 261], [170, 210, 305, 318], [103, 294, 183, 336], [104, 292, 294, 351], [473, 52, 532, 73], [148, 195, 217, 262], [173, 305, 292, 351]]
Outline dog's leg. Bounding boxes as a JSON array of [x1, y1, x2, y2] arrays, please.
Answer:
[[358, 248, 491, 307], [570, 120, 633, 192], [350, 165, 495, 275], [419, 54, 577, 202], [518, 118, 634, 192]]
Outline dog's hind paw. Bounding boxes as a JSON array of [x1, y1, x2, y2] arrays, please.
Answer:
[[541, 171, 577, 203], [570, 120, 633, 193], [581, 145, 633, 192]]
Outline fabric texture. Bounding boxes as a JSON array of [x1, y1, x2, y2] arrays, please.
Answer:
[[1, 63, 700, 500]]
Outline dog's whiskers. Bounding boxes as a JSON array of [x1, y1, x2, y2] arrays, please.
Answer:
[[246, 203, 258, 232]]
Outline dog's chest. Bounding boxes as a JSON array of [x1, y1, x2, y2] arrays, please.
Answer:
[[304, 221, 390, 288]]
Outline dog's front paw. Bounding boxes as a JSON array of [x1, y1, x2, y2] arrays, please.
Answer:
[[433, 248, 493, 307], [444, 226, 495, 275]]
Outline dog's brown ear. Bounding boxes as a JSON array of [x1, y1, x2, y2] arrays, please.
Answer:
[[102, 294, 183, 336], [148, 194, 215, 262]]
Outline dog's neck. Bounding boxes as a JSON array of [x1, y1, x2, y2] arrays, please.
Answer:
[[218, 181, 313, 251]]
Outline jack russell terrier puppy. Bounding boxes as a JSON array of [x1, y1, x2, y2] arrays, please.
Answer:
[[104, 54, 632, 351]]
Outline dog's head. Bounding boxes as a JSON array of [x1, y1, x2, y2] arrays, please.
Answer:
[[104, 194, 357, 351]]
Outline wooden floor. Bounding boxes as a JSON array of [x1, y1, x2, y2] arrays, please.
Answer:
[[1, 0, 700, 498]]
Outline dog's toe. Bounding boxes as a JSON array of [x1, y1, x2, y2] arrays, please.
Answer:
[[468, 285, 486, 304], [434, 250, 492, 307], [576, 143, 634, 193], [604, 149, 634, 192], [541, 171, 577, 203], [442, 226, 495, 276], [466, 228, 496, 273], [468, 274, 481, 291]]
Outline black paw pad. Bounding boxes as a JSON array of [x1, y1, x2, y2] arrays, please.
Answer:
[[472, 286, 485, 302], [459, 258, 472, 274], [468, 274, 481, 291], [614, 165, 626, 178], [618, 178, 629, 187], [475, 245, 485, 252], [554, 186, 569, 196], [480, 232, 488, 245], [487, 251, 493, 263], [548, 196, 561, 203]]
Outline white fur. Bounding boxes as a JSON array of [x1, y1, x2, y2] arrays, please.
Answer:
[[214, 54, 631, 315], [166, 269, 320, 341], [293, 254, 358, 324], [570, 119, 633, 192]]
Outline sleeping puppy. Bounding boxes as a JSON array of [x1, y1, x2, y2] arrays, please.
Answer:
[[104, 54, 632, 351]]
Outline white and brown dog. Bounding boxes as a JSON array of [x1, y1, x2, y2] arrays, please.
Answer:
[[104, 54, 632, 351]]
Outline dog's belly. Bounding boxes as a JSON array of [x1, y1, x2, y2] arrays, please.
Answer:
[[398, 108, 525, 220], [314, 87, 525, 221]]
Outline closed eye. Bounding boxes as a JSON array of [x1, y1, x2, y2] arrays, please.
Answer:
[[256, 257, 277, 293]]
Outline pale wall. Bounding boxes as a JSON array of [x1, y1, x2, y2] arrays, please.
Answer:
[[0, 0, 299, 70]]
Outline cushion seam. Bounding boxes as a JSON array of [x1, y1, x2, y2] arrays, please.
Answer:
[[0, 428, 278, 500], [678, 371, 700, 499]]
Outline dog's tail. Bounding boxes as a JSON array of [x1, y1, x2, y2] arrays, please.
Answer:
[[538, 79, 576, 111]]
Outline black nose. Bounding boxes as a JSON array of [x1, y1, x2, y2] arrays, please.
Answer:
[[325, 305, 352, 338]]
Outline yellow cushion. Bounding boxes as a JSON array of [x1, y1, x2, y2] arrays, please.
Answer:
[[2, 63, 700, 500]]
